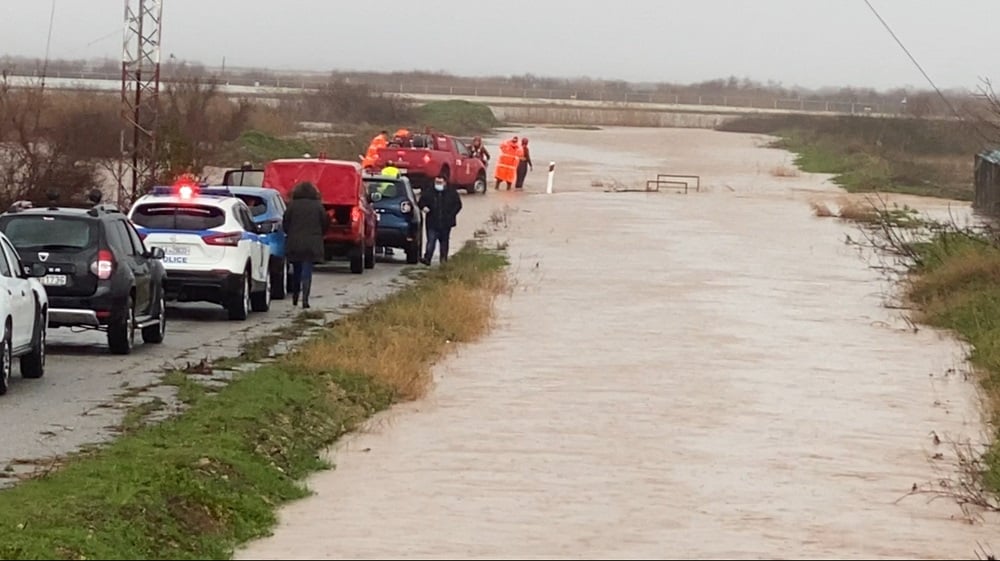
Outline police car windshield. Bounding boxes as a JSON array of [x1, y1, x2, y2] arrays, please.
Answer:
[[132, 203, 226, 230], [2, 215, 94, 250]]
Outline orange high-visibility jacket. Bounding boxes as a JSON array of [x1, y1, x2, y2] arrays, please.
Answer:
[[361, 135, 388, 168], [495, 141, 518, 183]]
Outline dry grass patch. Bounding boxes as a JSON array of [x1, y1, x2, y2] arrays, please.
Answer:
[[809, 201, 835, 217], [291, 242, 508, 400], [770, 164, 800, 178]]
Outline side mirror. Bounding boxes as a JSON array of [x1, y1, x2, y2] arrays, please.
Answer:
[[27, 263, 47, 278], [256, 221, 277, 235], [148, 247, 165, 259], [369, 192, 383, 203]]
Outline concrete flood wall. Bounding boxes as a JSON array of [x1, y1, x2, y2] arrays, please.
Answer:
[[487, 104, 742, 129]]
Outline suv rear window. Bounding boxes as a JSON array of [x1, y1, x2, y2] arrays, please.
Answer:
[[235, 195, 268, 217], [2, 216, 95, 250], [132, 204, 226, 230], [223, 170, 264, 187], [365, 180, 404, 199]]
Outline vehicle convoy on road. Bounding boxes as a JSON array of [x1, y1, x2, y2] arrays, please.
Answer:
[[371, 133, 489, 195], [364, 171, 423, 264], [228, 185, 290, 300], [0, 194, 167, 355], [128, 181, 277, 321], [0, 230, 48, 394], [262, 157, 378, 274]]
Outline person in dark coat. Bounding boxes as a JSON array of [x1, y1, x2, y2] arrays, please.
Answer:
[[515, 137, 533, 190], [282, 181, 329, 308], [417, 175, 463, 265]]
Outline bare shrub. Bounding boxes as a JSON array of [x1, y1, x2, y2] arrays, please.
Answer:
[[0, 73, 106, 208]]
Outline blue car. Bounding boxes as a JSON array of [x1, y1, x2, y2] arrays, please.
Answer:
[[227, 186, 289, 299], [364, 174, 423, 264]]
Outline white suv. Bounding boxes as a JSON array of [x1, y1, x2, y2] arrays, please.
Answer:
[[128, 184, 276, 320], [0, 231, 49, 394]]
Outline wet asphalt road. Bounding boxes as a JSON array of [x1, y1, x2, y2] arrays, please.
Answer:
[[0, 194, 504, 482]]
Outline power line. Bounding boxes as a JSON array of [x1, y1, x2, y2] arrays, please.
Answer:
[[40, 0, 57, 90], [862, 0, 994, 143]]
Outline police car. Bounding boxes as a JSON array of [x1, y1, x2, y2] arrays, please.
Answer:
[[128, 181, 276, 321]]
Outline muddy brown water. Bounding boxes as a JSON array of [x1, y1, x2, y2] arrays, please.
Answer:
[[236, 127, 994, 560]]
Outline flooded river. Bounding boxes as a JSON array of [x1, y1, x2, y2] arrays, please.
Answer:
[[237, 126, 992, 559]]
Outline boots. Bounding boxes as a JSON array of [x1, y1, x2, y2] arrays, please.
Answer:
[[292, 292, 299, 306], [301, 277, 312, 309]]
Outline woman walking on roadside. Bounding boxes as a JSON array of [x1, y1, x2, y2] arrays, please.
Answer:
[[282, 181, 329, 308]]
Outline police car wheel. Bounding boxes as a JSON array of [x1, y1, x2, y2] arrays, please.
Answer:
[[227, 273, 251, 321], [251, 270, 271, 313]]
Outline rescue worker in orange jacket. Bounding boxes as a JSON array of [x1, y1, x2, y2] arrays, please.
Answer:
[[391, 128, 411, 148], [494, 136, 519, 190], [361, 130, 389, 169]]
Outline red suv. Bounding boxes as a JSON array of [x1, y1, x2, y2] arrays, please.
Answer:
[[263, 157, 378, 274]]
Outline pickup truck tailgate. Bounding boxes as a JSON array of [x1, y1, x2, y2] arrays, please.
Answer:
[[375, 148, 432, 172]]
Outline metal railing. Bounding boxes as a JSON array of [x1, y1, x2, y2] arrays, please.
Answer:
[[646, 174, 701, 194]]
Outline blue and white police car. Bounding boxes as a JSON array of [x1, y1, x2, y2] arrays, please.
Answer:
[[128, 181, 277, 321]]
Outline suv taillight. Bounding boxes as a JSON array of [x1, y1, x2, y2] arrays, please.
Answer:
[[203, 231, 242, 247], [90, 249, 114, 280]]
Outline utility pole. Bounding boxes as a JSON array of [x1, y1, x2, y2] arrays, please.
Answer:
[[117, 0, 163, 208]]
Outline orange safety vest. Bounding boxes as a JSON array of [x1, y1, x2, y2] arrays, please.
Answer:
[[361, 135, 388, 168], [494, 141, 518, 183]]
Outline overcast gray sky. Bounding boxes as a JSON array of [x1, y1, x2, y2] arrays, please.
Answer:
[[0, 0, 995, 91]]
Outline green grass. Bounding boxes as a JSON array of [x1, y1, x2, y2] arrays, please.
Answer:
[[903, 232, 1000, 490], [415, 100, 500, 136], [0, 242, 508, 560], [228, 130, 315, 164], [719, 114, 979, 201]]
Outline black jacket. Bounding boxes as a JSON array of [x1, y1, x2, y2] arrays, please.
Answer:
[[418, 187, 463, 230], [282, 184, 329, 263]]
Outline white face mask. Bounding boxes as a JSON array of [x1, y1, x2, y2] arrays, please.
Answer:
[[434, 183, 445, 191]]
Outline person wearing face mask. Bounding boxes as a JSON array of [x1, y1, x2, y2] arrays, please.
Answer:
[[417, 174, 463, 265]]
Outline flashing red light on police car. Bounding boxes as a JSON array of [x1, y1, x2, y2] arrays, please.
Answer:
[[170, 174, 200, 199]]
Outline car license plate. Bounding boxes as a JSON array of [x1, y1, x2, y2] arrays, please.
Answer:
[[41, 274, 67, 287], [166, 246, 190, 256]]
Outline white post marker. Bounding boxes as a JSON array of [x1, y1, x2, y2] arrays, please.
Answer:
[[546, 161, 556, 194]]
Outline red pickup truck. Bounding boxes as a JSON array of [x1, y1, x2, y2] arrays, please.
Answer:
[[372, 133, 488, 195]]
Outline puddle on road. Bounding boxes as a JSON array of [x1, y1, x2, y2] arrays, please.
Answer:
[[237, 127, 993, 560]]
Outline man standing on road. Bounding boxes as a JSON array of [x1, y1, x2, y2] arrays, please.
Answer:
[[515, 137, 533, 190], [418, 175, 463, 265], [283, 181, 329, 308]]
